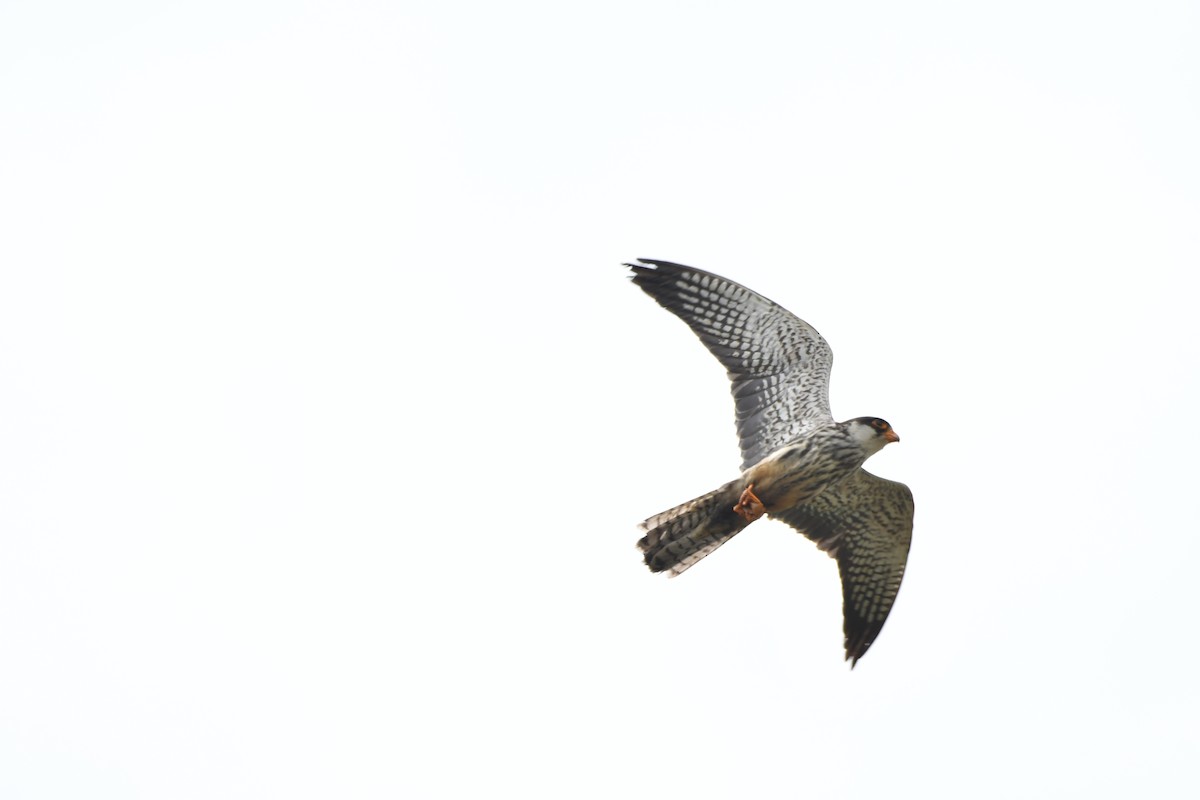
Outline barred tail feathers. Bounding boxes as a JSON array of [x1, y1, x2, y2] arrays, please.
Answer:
[[637, 480, 752, 576]]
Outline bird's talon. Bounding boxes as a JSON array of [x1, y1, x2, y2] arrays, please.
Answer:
[[734, 484, 765, 522]]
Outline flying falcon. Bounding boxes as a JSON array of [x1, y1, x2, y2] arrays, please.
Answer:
[[628, 259, 914, 666]]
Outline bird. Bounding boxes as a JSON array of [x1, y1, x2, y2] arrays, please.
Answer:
[[627, 258, 914, 667]]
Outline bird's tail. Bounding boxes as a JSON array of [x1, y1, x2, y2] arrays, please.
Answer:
[[637, 479, 754, 576]]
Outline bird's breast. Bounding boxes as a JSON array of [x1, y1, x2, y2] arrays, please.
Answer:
[[744, 437, 864, 512]]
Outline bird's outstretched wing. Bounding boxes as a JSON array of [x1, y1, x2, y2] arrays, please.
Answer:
[[628, 259, 835, 470], [771, 469, 914, 667]]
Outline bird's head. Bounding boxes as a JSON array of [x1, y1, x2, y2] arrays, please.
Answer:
[[847, 417, 900, 455]]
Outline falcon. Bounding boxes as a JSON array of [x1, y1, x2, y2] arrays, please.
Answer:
[[628, 259, 914, 666]]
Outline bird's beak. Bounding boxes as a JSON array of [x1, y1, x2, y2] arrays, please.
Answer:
[[884, 429, 900, 444]]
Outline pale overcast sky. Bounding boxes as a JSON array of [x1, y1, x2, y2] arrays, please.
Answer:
[[2, 2, 1198, 798]]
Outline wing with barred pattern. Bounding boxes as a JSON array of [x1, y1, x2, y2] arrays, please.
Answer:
[[628, 259, 834, 470], [771, 469, 914, 667]]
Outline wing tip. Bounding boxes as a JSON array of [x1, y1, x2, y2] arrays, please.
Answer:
[[624, 258, 694, 276], [844, 643, 868, 669], [844, 643, 870, 669], [624, 258, 655, 284], [843, 618, 879, 669]]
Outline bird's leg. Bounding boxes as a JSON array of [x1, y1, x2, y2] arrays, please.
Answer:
[[733, 484, 765, 522]]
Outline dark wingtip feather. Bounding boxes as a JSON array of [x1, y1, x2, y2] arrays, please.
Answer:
[[624, 259, 655, 284], [626, 259, 702, 302], [844, 623, 877, 669], [629, 258, 695, 271], [625, 259, 694, 276]]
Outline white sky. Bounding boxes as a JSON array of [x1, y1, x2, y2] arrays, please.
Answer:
[[2, 1, 1198, 797]]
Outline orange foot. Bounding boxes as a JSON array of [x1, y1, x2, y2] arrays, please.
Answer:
[[733, 484, 765, 522]]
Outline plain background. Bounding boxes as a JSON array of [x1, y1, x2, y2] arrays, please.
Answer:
[[2, 1, 1197, 797]]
